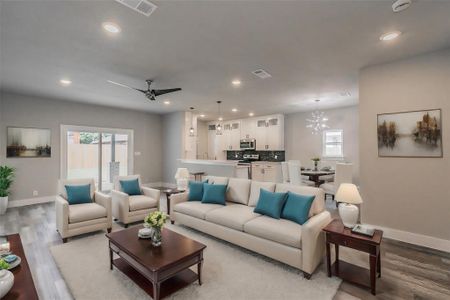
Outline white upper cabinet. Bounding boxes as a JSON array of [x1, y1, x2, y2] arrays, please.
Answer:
[[240, 118, 256, 139], [254, 114, 284, 150]]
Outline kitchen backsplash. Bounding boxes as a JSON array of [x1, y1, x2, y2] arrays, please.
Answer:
[[227, 150, 285, 162]]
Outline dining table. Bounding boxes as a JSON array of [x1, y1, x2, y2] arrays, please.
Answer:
[[301, 169, 335, 187]]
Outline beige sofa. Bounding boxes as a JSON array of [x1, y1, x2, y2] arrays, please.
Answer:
[[111, 175, 160, 227], [170, 176, 332, 278], [56, 178, 112, 243]]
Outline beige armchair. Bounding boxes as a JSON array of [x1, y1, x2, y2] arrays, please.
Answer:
[[56, 178, 112, 243], [111, 175, 160, 227]]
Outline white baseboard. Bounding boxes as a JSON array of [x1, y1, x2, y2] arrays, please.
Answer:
[[8, 195, 56, 208], [366, 223, 450, 253]]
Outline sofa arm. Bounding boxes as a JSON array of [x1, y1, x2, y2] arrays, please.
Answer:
[[95, 191, 112, 228], [111, 190, 130, 223], [301, 211, 332, 275], [55, 196, 69, 237], [169, 192, 188, 217], [142, 187, 161, 210]]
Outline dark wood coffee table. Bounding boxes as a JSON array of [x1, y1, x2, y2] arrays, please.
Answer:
[[2, 234, 39, 300], [106, 226, 206, 300]]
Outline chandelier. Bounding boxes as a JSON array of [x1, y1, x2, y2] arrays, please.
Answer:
[[306, 99, 329, 134]]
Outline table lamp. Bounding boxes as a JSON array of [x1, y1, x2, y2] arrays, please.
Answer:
[[335, 183, 363, 228], [174, 168, 190, 191]]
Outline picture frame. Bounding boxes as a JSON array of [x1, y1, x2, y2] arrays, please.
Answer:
[[377, 109, 442, 158], [6, 126, 52, 158]]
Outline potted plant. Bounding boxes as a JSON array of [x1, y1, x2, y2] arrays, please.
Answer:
[[311, 157, 321, 171], [0, 166, 14, 215], [0, 258, 14, 298], [144, 211, 167, 247]]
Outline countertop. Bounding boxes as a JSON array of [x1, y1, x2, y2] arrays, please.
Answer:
[[179, 159, 239, 166]]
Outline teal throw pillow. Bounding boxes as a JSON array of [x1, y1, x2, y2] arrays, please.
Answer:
[[65, 184, 92, 205], [254, 189, 287, 219], [120, 179, 142, 196], [201, 183, 227, 205], [281, 192, 315, 225], [188, 180, 206, 201]]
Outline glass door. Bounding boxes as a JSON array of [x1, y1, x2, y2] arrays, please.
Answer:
[[61, 125, 133, 192]]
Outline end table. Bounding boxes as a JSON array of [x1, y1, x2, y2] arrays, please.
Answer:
[[323, 219, 383, 295]]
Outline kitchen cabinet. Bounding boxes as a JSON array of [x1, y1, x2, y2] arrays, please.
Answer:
[[251, 162, 282, 182], [223, 121, 241, 150], [240, 118, 256, 140], [254, 115, 284, 150]]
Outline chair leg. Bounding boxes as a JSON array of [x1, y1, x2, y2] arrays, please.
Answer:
[[303, 272, 312, 280], [107, 228, 112, 233], [62, 238, 68, 243], [124, 224, 128, 228]]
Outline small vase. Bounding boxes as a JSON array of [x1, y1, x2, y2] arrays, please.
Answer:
[[314, 161, 319, 171], [0, 269, 14, 298], [151, 227, 162, 247]]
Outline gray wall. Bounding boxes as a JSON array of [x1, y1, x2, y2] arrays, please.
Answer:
[[285, 105, 360, 183], [0, 92, 163, 201], [359, 49, 450, 240], [162, 112, 185, 184]]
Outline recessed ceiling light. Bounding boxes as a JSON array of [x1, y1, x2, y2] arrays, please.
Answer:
[[232, 108, 238, 112], [163, 100, 170, 105], [380, 31, 401, 41], [59, 79, 72, 86], [200, 114, 205, 118], [102, 22, 121, 34], [232, 79, 241, 86], [249, 112, 254, 117], [218, 117, 223, 121]]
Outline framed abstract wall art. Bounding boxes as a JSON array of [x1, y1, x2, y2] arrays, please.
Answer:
[[6, 127, 51, 158], [377, 109, 442, 158]]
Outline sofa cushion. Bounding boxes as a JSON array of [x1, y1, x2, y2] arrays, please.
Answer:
[[120, 179, 142, 196], [244, 216, 302, 249], [248, 181, 276, 207], [205, 204, 260, 231], [202, 183, 227, 205], [281, 192, 316, 225], [275, 183, 325, 217], [174, 201, 224, 220], [205, 176, 229, 185], [226, 178, 251, 205], [69, 203, 107, 223], [254, 189, 287, 219], [129, 195, 158, 211], [188, 181, 205, 201], [65, 184, 92, 205]]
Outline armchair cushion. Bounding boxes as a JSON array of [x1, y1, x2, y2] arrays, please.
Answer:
[[129, 195, 158, 211], [65, 184, 92, 205], [69, 203, 107, 223], [120, 179, 142, 196]]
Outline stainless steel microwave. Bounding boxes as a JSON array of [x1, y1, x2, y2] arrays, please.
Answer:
[[240, 139, 256, 150]]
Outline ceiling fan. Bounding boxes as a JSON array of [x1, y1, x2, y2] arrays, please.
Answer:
[[108, 79, 181, 101]]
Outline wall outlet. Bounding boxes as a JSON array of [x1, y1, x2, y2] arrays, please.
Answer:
[[33, 190, 39, 197]]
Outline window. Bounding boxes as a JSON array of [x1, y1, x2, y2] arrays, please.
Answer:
[[61, 125, 134, 192], [322, 130, 343, 158]]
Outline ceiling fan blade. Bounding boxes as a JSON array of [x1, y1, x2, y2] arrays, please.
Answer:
[[107, 80, 146, 93], [153, 88, 182, 97]]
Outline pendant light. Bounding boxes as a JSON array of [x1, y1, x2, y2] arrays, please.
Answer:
[[189, 107, 195, 137], [306, 99, 329, 134], [216, 101, 223, 135]]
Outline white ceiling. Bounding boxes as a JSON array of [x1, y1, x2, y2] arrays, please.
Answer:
[[1, 1, 450, 120]]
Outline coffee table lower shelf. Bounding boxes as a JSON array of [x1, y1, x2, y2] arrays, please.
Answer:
[[112, 258, 198, 299]]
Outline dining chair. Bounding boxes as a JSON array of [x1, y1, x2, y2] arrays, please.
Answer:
[[281, 161, 290, 183], [320, 163, 353, 202], [287, 160, 315, 186]]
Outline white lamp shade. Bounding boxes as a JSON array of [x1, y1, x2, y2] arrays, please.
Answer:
[[335, 183, 362, 204], [174, 168, 190, 180]]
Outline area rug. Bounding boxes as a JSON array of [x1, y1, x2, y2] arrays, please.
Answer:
[[50, 224, 341, 300]]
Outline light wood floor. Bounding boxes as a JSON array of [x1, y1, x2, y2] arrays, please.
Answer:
[[0, 199, 449, 300]]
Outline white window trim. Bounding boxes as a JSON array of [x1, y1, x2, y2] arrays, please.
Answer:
[[322, 129, 344, 159], [60, 124, 134, 183]]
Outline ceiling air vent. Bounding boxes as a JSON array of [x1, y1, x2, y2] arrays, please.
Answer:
[[115, 0, 157, 17], [252, 69, 272, 79]]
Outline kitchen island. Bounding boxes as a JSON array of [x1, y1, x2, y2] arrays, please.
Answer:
[[178, 159, 249, 179]]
